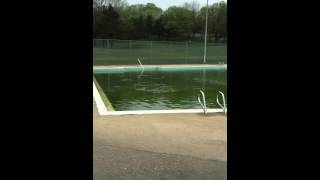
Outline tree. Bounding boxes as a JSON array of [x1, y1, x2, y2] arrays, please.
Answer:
[[153, 17, 165, 40], [94, 0, 128, 8], [215, 1, 227, 40], [142, 3, 162, 19], [95, 4, 121, 39], [162, 6, 193, 40], [93, 0, 105, 8], [93, 1, 227, 41], [184, 0, 200, 38], [198, 1, 227, 41], [120, 3, 163, 40], [145, 15, 153, 36]]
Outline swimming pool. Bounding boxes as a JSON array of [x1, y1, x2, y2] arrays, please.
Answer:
[[93, 65, 227, 114]]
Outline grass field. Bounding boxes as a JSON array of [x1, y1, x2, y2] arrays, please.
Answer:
[[93, 41, 227, 65]]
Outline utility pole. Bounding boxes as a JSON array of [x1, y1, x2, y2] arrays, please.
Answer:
[[203, 0, 209, 64]]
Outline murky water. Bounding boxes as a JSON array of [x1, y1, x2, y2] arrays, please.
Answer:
[[95, 70, 227, 110]]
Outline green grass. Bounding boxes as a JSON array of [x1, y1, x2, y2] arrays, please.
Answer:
[[93, 43, 227, 65]]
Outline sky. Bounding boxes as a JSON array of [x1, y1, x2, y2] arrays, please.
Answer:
[[126, 0, 227, 10]]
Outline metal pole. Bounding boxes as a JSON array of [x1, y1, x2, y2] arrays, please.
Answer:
[[185, 41, 188, 63], [203, 0, 209, 64]]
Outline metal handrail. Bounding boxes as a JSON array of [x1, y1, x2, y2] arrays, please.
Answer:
[[217, 91, 227, 114], [198, 90, 207, 114], [137, 58, 144, 79]]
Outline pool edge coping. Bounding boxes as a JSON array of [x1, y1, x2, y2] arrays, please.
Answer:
[[93, 76, 115, 112], [93, 64, 227, 73], [97, 109, 227, 116]]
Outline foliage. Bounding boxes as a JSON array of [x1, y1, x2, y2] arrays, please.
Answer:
[[93, 1, 227, 41]]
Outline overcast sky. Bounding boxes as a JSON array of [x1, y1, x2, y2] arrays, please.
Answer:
[[126, 0, 227, 10]]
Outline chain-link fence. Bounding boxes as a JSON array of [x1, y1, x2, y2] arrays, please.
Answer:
[[93, 39, 227, 65]]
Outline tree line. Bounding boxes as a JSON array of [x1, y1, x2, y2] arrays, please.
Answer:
[[93, 0, 227, 42]]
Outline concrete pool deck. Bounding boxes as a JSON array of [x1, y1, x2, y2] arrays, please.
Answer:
[[93, 101, 227, 179]]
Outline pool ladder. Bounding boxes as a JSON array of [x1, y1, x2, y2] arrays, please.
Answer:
[[217, 91, 227, 114], [198, 90, 227, 114], [137, 58, 144, 70], [198, 90, 207, 114], [137, 58, 145, 78]]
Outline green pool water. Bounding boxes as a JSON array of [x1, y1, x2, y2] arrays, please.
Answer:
[[94, 70, 227, 110]]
